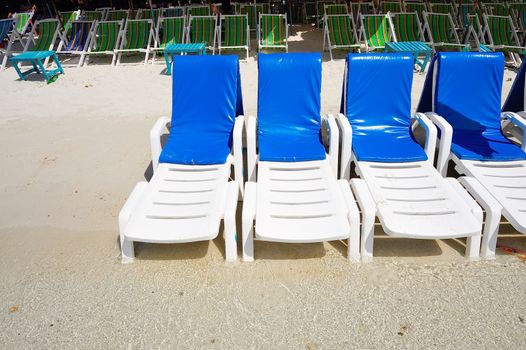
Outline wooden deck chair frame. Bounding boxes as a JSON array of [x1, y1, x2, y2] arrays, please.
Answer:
[[56, 20, 96, 67], [482, 14, 525, 67], [323, 14, 361, 60], [83, 19, 125, 66], [422, 12, 468, 52], [151, 16, 186, 63], [186, 15, 218, 54], [315, 0, 335, 28], [257, 14, 288, 52], [115, 18, 155, 66], [218, 14, 250, 60], [464, 14, 486, 51], [359, 14, 392, 52]]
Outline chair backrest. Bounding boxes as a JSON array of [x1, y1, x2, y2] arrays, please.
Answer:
[[92, 20, 122, 52], [241, 4, 268, 29], [122, 19, 151, 50], [325, 4, 348, 16], [350, 2, 375, 23], [429, 2, 456, 15], [14, 11, 33, 34], [458, 3, 476, 29], [389, 12, 423, 42], [189, 16, 216, 46], [259, 14, 286, 46], [405, 1, 426, 19], [0, 18, 14, 42], [483, 3, 511, 17], [59, 10, 79, 31], [221, 15, 248, 47], [31, 19, 59, 51], [326, 15, 357, 46], [82, 10, 104, 21], [362, 15, 390, 48], [160, 55, 243, 165], [106, 10, 128, 21], [257, 53, 324, 162], [417, 52, 504, 135], [164, 7, 185, 17], [379, 1, 402, 14], [503, 59, 526, 112], [159, 16, 185, 47], [342, 53, 420, 162], [188, 5, 210, 17], [425, 12, 457, 44], [485, 15, 519, 46], [65, 20, 93, 51]]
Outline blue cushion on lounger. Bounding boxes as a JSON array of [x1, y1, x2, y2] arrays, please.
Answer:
[[342, 53, 427, 163], [159, 55, 243, 165], [417, 52, 526, 161], [503, 58, 526, 113], [257, 53, 326, 162]]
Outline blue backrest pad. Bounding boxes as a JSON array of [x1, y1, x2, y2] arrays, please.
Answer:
[[503, 59, 526, 113]]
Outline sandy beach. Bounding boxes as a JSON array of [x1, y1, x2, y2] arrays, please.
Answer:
[[1, 25, 526, 348]]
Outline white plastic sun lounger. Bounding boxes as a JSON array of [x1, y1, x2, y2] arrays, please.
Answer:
[[418, 52, 526, 259], [119, 55, 244, 263], [242, 53, 360, 262], [338, 53, 484, 261]]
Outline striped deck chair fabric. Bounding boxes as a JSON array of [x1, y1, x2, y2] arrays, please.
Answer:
[[82, 11, 104, 21], [28, 20, 59, 52], [163, 7, 184, 17], [428, 3, 456, 15], [379, 1, 402, 14], [188, 16, 217, 51], [106, 10, 128, 21], [484, 15, 525, 54], [324, 4, 348, 16], [0, 18, 13, 42], [424, 12, 468, 51], [89, 21, 122, 53], [324, 14, 359, 59], [483, 3, 511, 17], [361, 14, 390, 51], [219, 15, 249, 59], [350, 2, 375, 24], [0, 18, 14, 70], [259, 14, 287, 51], [241, 4, 269, 31], [156, 17, 185, 49], [14, 12, 32, 34], [389, 12, 424, 42], [188, 6, 210, 17], [59, 11, 78, 32], [509, 3, 526, 30], [458, 3, 476, 30], [139, 9, 162, 25], [120, 20, 152, 50], [63, 21, 93, 52]]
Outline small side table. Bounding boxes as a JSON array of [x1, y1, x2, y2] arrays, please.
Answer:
[[164, 43, 206, 75], [10, 51, 64, 83], [385, 41, 433, 72]]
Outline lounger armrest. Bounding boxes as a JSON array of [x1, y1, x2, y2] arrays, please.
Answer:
[[502, 112, 526, 152], [245, 115, 257, 182], [413, 112, 437, 164], [150, 116, 170, 172], [233, 116, 244, 198], [335, 113, 353, 180], [322, 114, 339, 178], [425, 112, 453, 177]]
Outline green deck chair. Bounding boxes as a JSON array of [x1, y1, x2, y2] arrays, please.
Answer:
[[349, 2, 375, 24], [388, 12, 425, 42], [483, 14, 525, 66], [17, 19, 60, 69], [82, 10, 104, 21], [458, 3, 476, 30], [324, 4, 348, 16], [14, 11, 34, 36], [323, 14, 360, 60], [84, 20, 124, 66], [138, 8, 162, 26], [509, 3, 526, 31], [151, 16, 186, 62], [423, 12, 469, 51], [428, 3, 458, 27], [464, 14, 486, 51], [360, 14, 391, 51], [163, 7, 185, 17], [258, 14, 288, 52], [404, 2, 427, 21], [106, 10, 129, 21], [241, 4, 269, 32], [188, 15, 217, 53], [115, 19, 154, 66], [58, 11, 79, 34], [379, 1, 402, 14], [187, 5, 211, 17], [316, 1, 335, 28], [219, 14, 249, 59]]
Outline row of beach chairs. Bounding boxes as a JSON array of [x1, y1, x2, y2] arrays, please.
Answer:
[[120, 51, 526, 263], [0, 12, 288, 69]]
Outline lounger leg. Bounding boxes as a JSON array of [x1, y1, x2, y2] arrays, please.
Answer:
[[242, 182, 257, 262], [338, 181, 360, 262], [224, 182, 239, 262], [118, 182, 148, 263], [466, 235, 481, 260], [120, 236, 135, 263], [350, 179, 377, 262]]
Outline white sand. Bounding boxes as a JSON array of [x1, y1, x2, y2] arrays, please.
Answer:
[[1, 26, 526, 348]]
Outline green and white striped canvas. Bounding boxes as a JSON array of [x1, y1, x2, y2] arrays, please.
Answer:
[[92, 21, 120, 52], [326, 15, 358, 47], [222, 15, 248, 47], [363, 15, 390, 49], [159, 17, 185, 47], [31, 20, 58, 51], [391, 12, 422, 42], [189, 16, 216, 47], [260, 14, 286, 47], [122, 20, 150, 50]]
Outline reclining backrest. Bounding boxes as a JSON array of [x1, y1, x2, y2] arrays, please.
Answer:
[[161, 55, 243, 165], [417, 52, 504, 133], [503, 59, 526, 113], [257, 53, 324, 161]]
